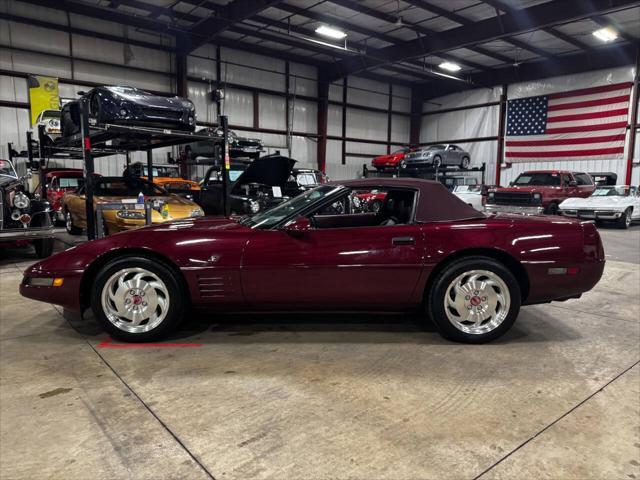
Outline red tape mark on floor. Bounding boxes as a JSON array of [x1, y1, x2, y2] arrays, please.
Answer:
[[97, 337, 202, 348]]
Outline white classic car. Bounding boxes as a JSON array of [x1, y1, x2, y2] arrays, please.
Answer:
[[559, 185, 640, 229], [452, 185, 484, 211]]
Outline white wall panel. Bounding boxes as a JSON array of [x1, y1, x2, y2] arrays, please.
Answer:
[[58, 82, 91, 101], [290, 135, 315, 167], [0, 0, 68, 25], [0, 74, 27, 102], [292, 99, 316, 134], [392, 84, 411, 113], [220, 88, 253, 127], [420, 105, 498, 143], [326, 139, 342, 166], [346, 141, 385, 156], [3, 22, 70, 56], [73, 35, 172, 73], [259, 94, 285, 130], [0, 47, 71, 78], [348, 76, 388, 109], [188, 55, 217, 80], [188, 81, 217, 125], [424, 87, 502, 112], [289, 62, 317, 97], [327, 104, 342, 137], [391, 114, 410, 144], [346, 108, 387, 141], [221, 48, 285, 92], [329, 82, 343, 102], [0, 106, 29, 158], [73, 60, 171, 92]]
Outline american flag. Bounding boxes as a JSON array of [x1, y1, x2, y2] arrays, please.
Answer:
[[505, 82, 632, 162]]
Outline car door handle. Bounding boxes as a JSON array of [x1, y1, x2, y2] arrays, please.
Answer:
[[392, 236, 415, 246]]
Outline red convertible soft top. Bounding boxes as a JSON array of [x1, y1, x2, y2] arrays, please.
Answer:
[[333, 177, 485, 223]]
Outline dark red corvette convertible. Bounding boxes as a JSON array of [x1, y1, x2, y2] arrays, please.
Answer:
[[20, 178, 604, 343]]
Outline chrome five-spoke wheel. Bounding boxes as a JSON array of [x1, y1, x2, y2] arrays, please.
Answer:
[[428, 257, 521, 343], [100, 267, 170, 333], [444, 269, 511, 335]]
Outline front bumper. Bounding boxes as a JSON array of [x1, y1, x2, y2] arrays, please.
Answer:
[[485, 204, 544, 215], [402, 159, 433, 169], [561, 210, 623, 220], [0, 227, 55, 241]]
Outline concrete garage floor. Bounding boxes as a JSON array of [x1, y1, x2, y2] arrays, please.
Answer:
[[1, 227, 639, 480]]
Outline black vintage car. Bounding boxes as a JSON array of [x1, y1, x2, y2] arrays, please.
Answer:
[[199, 154, 295, 215], [184, 127, 264, 160], [0, 159, 55, 258], [61, 86, 196, 137]]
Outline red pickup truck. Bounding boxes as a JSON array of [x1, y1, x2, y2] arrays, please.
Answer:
[[486, 170, 596, 215]]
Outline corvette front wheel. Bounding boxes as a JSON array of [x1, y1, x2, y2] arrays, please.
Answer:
[[91, 256, 185, 342], [427, 257, 521, 343]]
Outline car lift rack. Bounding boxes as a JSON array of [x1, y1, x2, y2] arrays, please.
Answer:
[[362, 162, 487, 187], [17, 96, 231, 240]]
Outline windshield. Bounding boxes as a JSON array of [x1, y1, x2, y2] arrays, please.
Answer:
[[41, 110, 61, 119], [513, 173, 561, 186], [240, 185, 342, 229], [143, 166, 180, 178], [591, 186, 627, 197], [0, 159, 18, 178], [94, 178, 167, 196], [296, 172, 324, 186], [427, 145, 444, 150], [58, 177, 81, 188], [454, 185, 481, 193]]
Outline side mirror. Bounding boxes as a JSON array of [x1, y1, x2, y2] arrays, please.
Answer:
[[569, 180, 578, 187], [77, 91, 86, 96], [283, 216, 311, 237], [509, 181, 514, 186]]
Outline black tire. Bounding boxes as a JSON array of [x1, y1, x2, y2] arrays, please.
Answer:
[[426, 256, 521, 344], [65, 208, 82, 235], [91, 256, 186, 342], [433, 155, 442, 168], [31, 213, 54, 258], [546, 202, 559, 215], [461, 156, 470, 169], [617, 208, 632, 229], [34, 238, 54, 258]]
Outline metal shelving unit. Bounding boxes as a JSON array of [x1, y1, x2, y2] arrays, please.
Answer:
[[362, 162, 486, 188]]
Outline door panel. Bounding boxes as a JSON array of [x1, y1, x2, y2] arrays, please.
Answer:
[[241, 224, 425, 309]]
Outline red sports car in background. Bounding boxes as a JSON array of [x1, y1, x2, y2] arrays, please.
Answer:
[[371, 147, 414, 171], [20, 178, 604, 344], [37, 168, 85, 225]]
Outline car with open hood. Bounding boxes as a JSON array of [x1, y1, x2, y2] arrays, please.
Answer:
[[198, 154, 296, 215], [21, 178, 604, 344], [62, 176, 203, 235], [61, 86, 196, 137], [559, 185, 640, 229], [0, 159, 54, 258]]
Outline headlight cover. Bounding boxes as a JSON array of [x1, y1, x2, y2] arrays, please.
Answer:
[[13, 192, 30, 209], [487, 192, 495, 203], [117, 210, 146, 219], [532, 193, 542, 204]]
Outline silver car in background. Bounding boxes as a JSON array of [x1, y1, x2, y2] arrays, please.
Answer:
[[401, 144, 471, 171]]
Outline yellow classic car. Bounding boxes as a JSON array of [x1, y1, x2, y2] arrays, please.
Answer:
[[62, 176, 204, 235]]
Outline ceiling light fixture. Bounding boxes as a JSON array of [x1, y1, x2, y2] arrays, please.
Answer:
[[315, 25, 347, 40], [592, 27, 618, 42], [439, 61, 462, 72]]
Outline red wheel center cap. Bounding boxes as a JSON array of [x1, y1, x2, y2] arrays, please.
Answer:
[[470, 296, 482, 306], [132, 295, 143, 305]]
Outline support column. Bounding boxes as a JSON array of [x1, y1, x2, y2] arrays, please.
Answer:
[[175, 34, 188, 98], [146, 150, 154, 185], [625, 48, 639, 185], [341, 77, 347, 165], [317, 77, 329, 173], [387, 83, 392, 154], [80, 97, 96, 240], [409, 86, 422, 147], [495, 84, 508, 186]]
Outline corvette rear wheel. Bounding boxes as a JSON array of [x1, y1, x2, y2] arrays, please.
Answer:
[[91, 257, 185, 342], [427, 257, 521, 343]]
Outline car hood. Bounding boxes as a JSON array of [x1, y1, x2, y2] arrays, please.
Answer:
[[231, 155, 295, 189], [93, 194, 196, 206], [109, 89, 191, 109], [373, 153, 399, 162], [560, 196, 631, 208]]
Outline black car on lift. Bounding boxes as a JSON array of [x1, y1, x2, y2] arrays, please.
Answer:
[[184, 127, 264, 160], [198, 154, 296, 215], [0, 159, 54, 258], [60, 86, 196, 137]]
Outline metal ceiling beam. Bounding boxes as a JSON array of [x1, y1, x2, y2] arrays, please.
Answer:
[[187, 0, 282, 52], [421, 43, 637, 100], [478, 0, 590, 53], [326, 0, 639, 81], [275, 2, 488, 73], [543, 27, 593, 52]]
